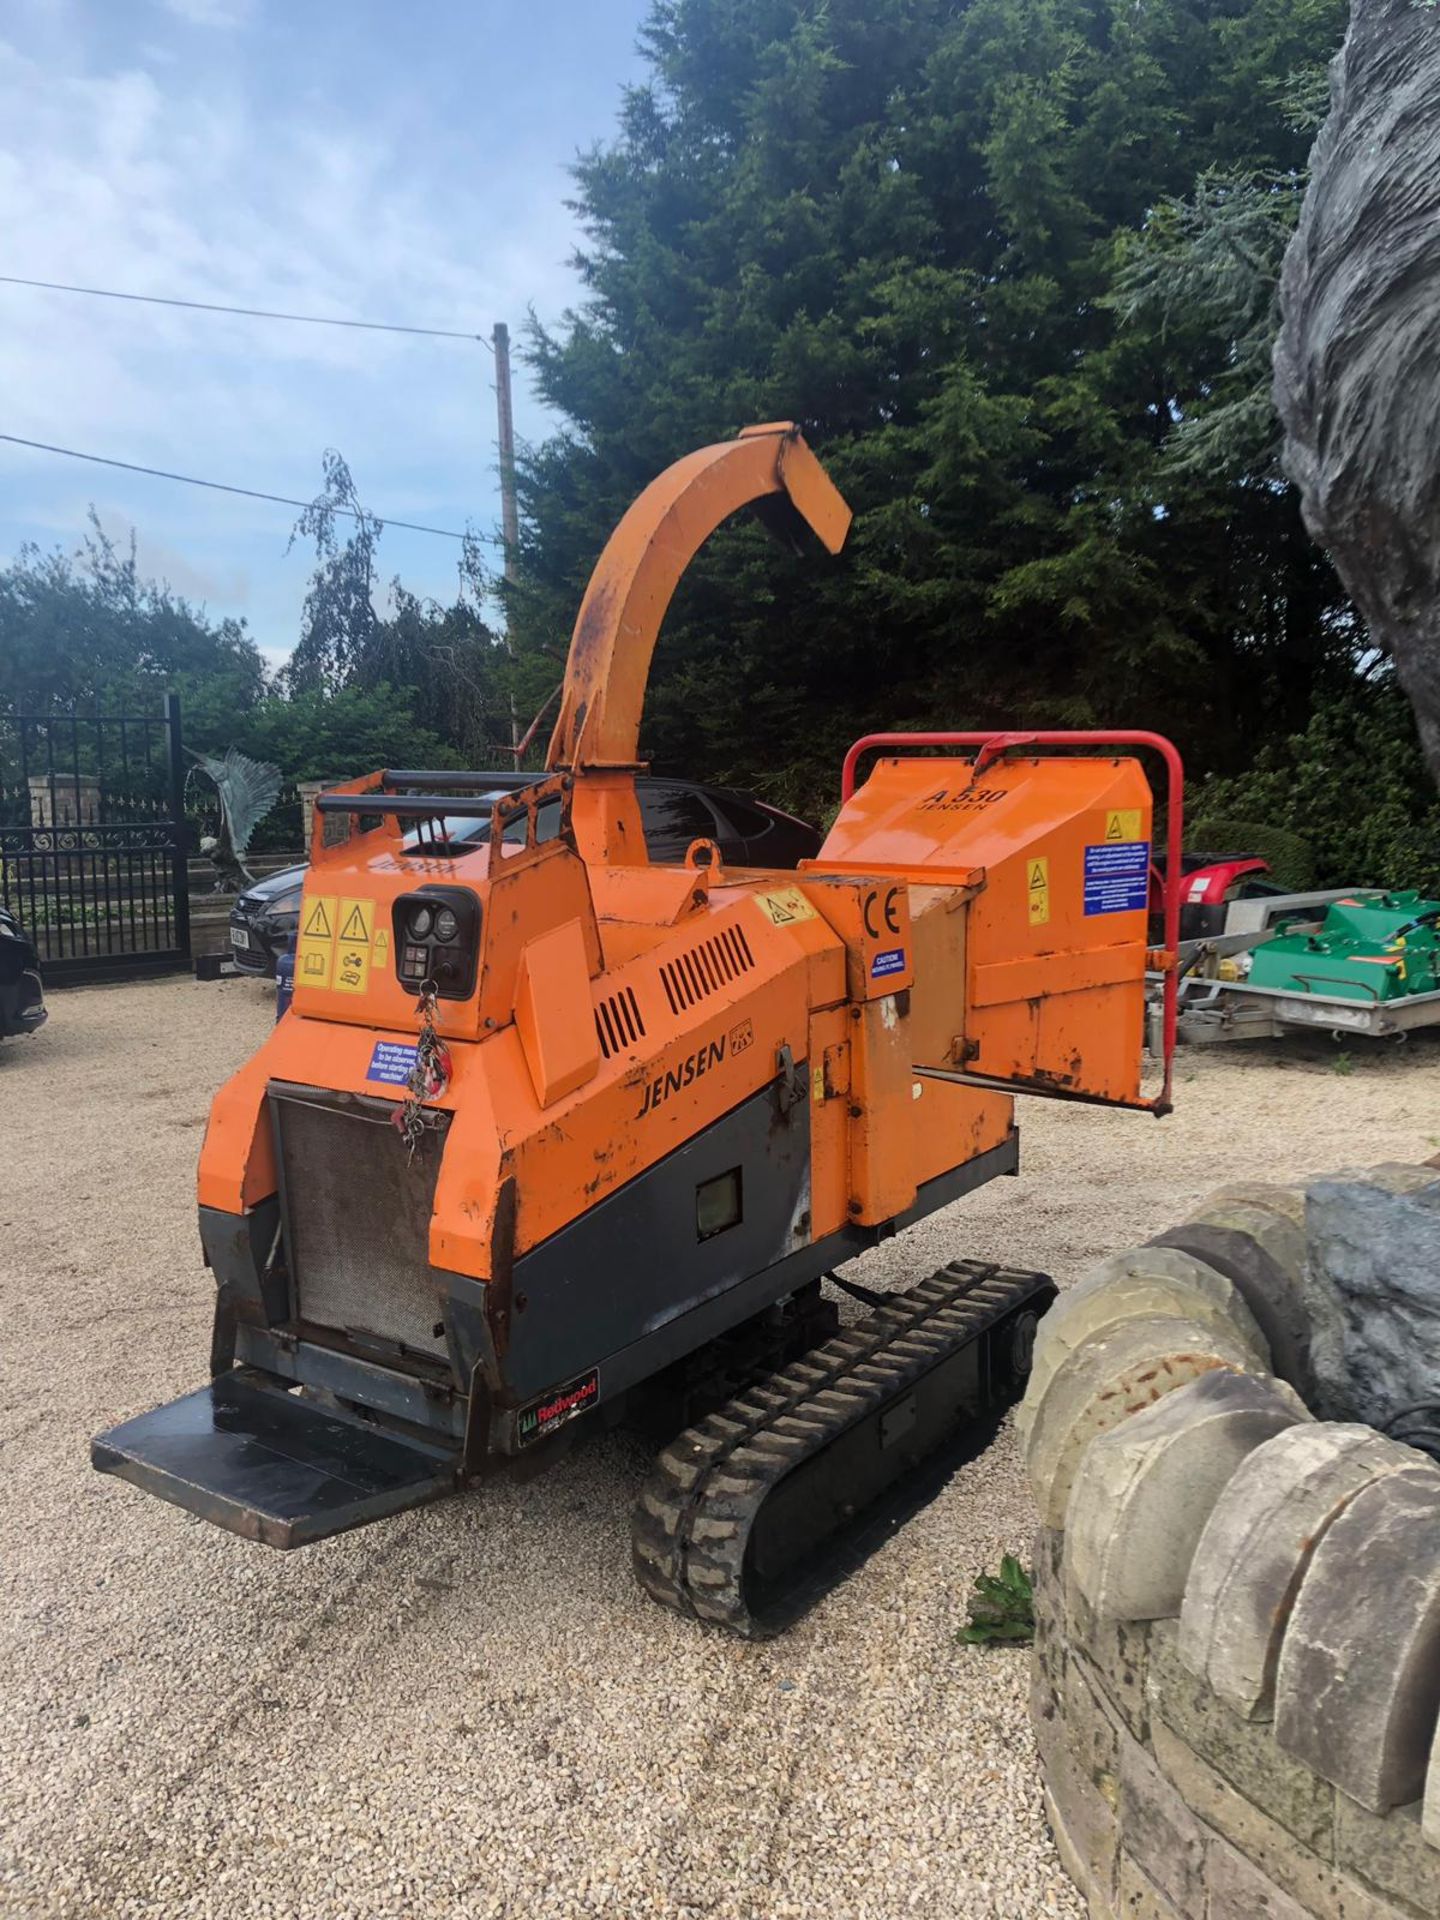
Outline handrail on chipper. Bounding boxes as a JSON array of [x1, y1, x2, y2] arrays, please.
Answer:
[[840, 728, 1184, 1115]]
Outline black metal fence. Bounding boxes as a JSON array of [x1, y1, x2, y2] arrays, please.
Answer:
[[0, 697, 191, 984]]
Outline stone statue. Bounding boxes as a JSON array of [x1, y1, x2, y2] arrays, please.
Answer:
[[1273, 0, 1440, 789], [188, 747, 282, 893]]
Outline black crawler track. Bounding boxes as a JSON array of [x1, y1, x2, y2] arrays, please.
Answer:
[[631, 1260, 1056, 1637]]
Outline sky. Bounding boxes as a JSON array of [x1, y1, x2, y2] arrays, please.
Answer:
[[0, 0, 650, 667]]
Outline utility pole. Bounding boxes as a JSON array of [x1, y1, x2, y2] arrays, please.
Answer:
[[492, 321, 520, 588], [491, 321, 523, 756]]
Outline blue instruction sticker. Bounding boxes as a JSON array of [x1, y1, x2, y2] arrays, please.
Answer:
[[871, 946, 907, 979], [367, 1039, 419, 1086], [1084, 841, 1151, 916]]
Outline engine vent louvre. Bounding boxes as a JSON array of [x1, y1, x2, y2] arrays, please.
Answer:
[[595, 985, 646, 1059], [659, 924, 755, 1016]]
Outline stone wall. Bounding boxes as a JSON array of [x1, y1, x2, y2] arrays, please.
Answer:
[[1023, 1166, 1440, 1919]]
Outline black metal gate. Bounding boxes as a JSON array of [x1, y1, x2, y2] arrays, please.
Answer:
[[0, 696, 191, 985]]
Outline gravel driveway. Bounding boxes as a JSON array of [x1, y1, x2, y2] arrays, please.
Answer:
[[3, 978, 1436, 1920]]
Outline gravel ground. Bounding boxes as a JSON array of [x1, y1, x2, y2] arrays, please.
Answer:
[[3, 978, 1437, 1920]]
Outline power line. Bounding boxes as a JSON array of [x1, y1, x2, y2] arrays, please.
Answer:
[[0, 433, 500, 543], [0, 274, 494, 347]]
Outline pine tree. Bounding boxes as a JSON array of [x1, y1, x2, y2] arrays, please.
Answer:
[[513, 0, 1350, 812]]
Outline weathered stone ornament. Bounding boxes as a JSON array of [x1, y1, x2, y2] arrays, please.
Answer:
[[1274, 0, 1440, 787]]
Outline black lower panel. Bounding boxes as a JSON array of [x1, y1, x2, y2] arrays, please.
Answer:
[[91, 1370, 459, 1548]]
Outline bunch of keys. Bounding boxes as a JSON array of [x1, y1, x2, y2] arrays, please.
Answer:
[[392, 982, 453, 1160]]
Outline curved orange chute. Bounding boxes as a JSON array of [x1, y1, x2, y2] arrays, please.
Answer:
[[545, 423, 851, 774]]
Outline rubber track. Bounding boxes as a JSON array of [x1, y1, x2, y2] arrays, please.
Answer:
[[631, 1259, 1051, 1638]]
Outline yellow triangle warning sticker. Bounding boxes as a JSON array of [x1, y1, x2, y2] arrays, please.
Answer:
[[338, 899, 373, 945], [1104, 808, 1142, 843], [753, 885, 818, 927], [1028, 861, 1047, 890], [302, 895, 335, 940]]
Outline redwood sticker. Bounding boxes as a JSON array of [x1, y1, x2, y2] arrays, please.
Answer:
[[517, 1370, 600, 1447]]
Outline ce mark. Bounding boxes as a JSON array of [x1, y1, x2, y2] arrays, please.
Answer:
[[862, 885, 902, 938]]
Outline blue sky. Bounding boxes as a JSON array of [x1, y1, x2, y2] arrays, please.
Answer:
[[0, 0, 649, 667]]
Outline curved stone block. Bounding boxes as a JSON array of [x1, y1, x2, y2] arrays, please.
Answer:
[[1024, 1313, 1263, 1528], [1193, 1182, 1307, 1230], [1066, 1371, 1308, 1624], [1150, 1220, 1314, 1403], [1274, 1463, 1440, 1811], [1180, 1423, 1418, 1720], [1016, 1248, 1269, 1443]]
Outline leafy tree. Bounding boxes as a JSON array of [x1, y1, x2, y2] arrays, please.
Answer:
[[283, 451, 383, 697], [1193, 678, 1440, 895], [237, 682, 461, 784], [513, 0, 1352, 816], [283, 452, 514, 764], [0, 515, 266, 740]]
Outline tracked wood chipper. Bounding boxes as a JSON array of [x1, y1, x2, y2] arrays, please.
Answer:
[[93, 425, 1182, 1636]]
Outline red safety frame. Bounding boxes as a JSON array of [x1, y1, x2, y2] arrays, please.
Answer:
[[840, 730, 1184, 1113]]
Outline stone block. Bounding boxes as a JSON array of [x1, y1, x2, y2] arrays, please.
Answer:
[[1149, 1620, 1334, 1851], [1305, 1172, 1440, 1426], [1075, 1626, 1152, 1745], [1065, 1654, 1125, 1806], [1181, 1423, 1417, 1721], [1066, 1371, 1307, 1622], [1198, 1181, 1308, 1229], [1041, 1728, 1122, 1914], [1118, 1734, 1207, 1916], [1025, 1313, 1263, 1526], [1338, 1795, 1440, 1916], [1150, 1219, 1315, 1401], [1150, 1719, 1396, 1920], [1189, 1198, 1308, 1288], [1275, 1465, 1440, 1813], [1017, 1247, 1269, 1440], [1207, 1832, 1316, 1920], [1115, 1854, 1186, 1919]]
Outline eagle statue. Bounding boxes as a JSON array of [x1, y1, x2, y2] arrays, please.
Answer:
[[188, 748, 282, 893]]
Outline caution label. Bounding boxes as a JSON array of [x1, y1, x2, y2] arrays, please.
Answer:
[[338, 898, 374, 945], [296, 893, 337, 990], [301, 895, 335, 940], [1104, 809, 1142, 844], [1027, 856, 1050, 927], [1084, 841, 1151, 916], [333, 937, 370, 995], [372, 926, 390, 971], [753, 885, 818, 927]]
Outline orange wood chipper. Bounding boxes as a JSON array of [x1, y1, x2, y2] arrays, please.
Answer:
[[93, 424, 1182, 1636]]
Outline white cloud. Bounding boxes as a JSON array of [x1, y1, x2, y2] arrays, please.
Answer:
[[156, 0, 253, 27], [0, 2, 644, 660]]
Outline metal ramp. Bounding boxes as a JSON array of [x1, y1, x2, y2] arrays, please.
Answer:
[[91, 1369, 460, 1548]]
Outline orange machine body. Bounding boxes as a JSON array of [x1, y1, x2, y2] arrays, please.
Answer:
[[186, 423, 1173, 1473]]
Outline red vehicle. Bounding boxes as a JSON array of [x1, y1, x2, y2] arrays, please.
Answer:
[[1149, 852, 1286, 945]]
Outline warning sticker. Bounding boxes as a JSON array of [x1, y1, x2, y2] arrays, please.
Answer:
[[1104, 809, 1143, 844], [871, 946, 907, 979], [1027, 856, 1050, 927], [372, 926, 391, 971], [366, 1039, 418, 1086], [296, 893, 337, 990], [333, 939, 370, 995], [338, 898, 374, 946], [753, 885, 818, 927], [1084, 841, 1151, 916], [304, 897, 337, 939], [296, 939, 334, 990]]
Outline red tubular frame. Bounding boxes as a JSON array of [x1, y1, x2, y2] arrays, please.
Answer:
[[840, 730, 1184, 1114]]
